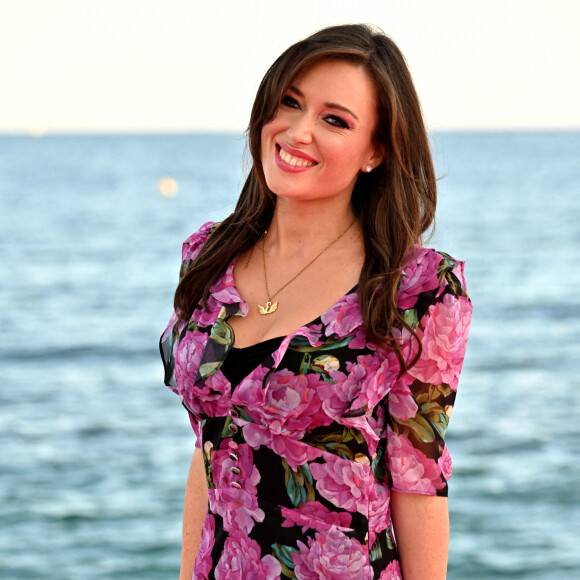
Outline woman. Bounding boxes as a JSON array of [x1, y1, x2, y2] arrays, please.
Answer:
[[160, 23, 472, 579]]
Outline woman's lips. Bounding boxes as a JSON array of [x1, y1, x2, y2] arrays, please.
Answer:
[[275, 144, 318, 173]]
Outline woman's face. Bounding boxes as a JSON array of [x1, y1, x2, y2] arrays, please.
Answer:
[[260, 59, 382, 205]]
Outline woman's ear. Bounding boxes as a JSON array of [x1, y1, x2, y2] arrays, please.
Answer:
[[369, 144, 385, 168], [361, 145, 385, 173]]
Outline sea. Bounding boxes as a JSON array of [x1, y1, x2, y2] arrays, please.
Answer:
[[0, 131, 578, 579]]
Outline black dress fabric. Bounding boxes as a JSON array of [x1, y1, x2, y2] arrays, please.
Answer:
[[220, 336, 285, 388]]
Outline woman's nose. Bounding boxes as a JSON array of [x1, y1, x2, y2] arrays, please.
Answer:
[[286, 114, 313, 145]]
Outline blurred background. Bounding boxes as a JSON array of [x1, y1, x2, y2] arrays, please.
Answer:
[[1, 1, 579, 578]]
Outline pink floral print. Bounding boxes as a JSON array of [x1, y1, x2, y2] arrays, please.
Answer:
[[292, 528, 369, 579], [310, 455, 371, 514], [214, 530, 281, 579], [193, 514, 215, 579], [281, 501, 353, 533], [398, 246, 441, 310], [175, 330, 231, 417], [208, 441, 264, 533], [160, 222, 472, 578], [380, 560, 403, 579], [247, 369, 332, 437], [410, 293, 472, 391], [387, 429, 446, 493], [242, 423, 324, 471]]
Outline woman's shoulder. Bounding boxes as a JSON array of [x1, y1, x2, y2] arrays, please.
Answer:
[[177, 221, 221, 282], [181, 221, 219, 261], [398, 245, 469, 311]]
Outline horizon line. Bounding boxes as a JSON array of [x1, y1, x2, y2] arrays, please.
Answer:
[[1, 126, 579, 138]]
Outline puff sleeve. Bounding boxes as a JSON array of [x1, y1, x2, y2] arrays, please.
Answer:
[[159, 221, 217, 445], [384, 250, 472, 496]]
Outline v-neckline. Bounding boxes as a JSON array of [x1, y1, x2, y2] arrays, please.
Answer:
[[224, 254, 360, 347]]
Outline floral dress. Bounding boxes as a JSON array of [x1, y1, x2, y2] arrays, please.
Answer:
[[160, 221, 472, 580]]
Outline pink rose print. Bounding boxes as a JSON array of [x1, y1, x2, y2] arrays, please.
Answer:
[[174, 330, 206, 388], [193, 514, 215, 579], [243, 423, 324, 471], [323, 350, 400, 418], [197, 370, 234, 415], [242, 370, 331, 438], [319, 368, 364, 419], [321, 292, 363, 339], [281, 501, 352, 533], [398, 247, 441, 310], [181, 221, 215, 262], [209, 259, 246, 308], [209, 441, 264, 533], [231, 365, 270, 408], [192, 294, 222, 327], [388, 379, 418, 421], [292, 528, 368, 579], [387, 429, 445, 494], [438, 445, 453, 481], [175, 330, 231, 416], [176, 332, 232, 415], [368, 481, 390, 535], [380, 560, 403, 580], [214, 529, 281, 580], [409, 293, 472, 391], [208, 488, 264, 534], [212, 441, 260, 494], [310, 455, 371, 514]]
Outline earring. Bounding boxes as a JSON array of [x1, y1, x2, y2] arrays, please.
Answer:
[[364, 165, 372, 173]]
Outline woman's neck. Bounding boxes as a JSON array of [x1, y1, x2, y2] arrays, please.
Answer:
[[265, 196, 359, 260]]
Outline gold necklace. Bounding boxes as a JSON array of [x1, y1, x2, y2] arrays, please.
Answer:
[[255, 218, 356, 315]]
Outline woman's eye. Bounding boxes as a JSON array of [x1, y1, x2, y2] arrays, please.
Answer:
[[281, 95, 300, 109], [325, 115, 350, 129]]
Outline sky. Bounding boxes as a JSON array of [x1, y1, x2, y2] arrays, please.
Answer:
[[0, 0, 578, 133]]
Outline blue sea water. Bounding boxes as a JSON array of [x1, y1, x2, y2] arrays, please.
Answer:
[[0, 132, 578, 579]]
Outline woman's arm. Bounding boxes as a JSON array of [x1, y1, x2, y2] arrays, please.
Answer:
[[179, 447, 208, 580], [391, 491, 449, 579]]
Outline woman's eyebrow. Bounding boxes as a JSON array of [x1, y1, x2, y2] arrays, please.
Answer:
[[288, 85, 359, 121]]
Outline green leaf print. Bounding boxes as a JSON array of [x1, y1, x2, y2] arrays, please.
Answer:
[[403, 308, 419, 328], [272, 543, 298, 578], [369, 535, 383, 562], [309, 427, 365, 460], [438, 252, 466, 296], [298, 353, 312, 375], [209, 317, 233, 346], [418, 401, 448, 438], [394, 414, 436, 442], [371, 449, 385, 482], [220, 417, 233, 439], [198, 361, 221, 377], [186, 319, 199, 333], [385, 527, 396, 551], [282, 459, 315, 507]]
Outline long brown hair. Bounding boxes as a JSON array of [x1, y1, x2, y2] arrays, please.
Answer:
[[174, 24, 436, 371]]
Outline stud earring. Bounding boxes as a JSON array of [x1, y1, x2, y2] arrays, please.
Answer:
[[364, 165, 372, 173]]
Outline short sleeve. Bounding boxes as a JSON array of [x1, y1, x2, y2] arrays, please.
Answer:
[[385, 251, 472, 496], [159, 221, 217, 447]]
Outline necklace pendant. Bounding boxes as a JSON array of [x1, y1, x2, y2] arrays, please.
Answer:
[[258, 300, 278, 315]]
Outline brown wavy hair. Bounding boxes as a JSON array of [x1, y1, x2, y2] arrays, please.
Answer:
[[174, 23, 437, 371]]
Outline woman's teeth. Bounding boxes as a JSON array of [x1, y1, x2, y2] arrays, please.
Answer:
[[279, 148, 316, 167]]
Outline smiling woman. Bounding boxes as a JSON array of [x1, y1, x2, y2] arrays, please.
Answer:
[[261, 60, 381, 204], [160, 23, 472, 580]]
